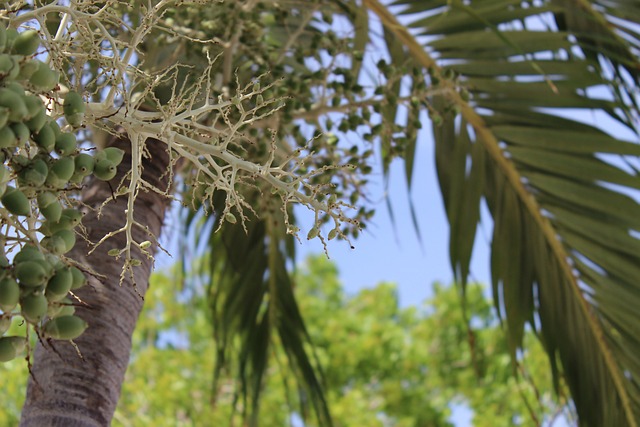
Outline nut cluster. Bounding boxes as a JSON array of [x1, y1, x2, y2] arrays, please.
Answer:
[[0, 25, 124, 362]]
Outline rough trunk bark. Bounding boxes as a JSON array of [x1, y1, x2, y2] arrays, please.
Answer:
[[20, 131, 171, 427]]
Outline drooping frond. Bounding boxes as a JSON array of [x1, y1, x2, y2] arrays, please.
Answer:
[[361, 0, 640, 425]]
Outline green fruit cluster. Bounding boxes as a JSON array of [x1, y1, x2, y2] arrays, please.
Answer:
[[0, 25, 123, 359]]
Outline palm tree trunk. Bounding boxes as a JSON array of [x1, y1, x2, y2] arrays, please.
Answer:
[[20, 131, 172, 426]]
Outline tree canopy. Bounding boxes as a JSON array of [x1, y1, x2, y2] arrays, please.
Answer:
[[2, 255, 573, 426]]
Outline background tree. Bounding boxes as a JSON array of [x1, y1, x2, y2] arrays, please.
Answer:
[[0, 255, 572, 426], [0, 0, 637, 426]]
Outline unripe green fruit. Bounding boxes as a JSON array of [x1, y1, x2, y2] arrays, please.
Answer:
[[34, 258, 55, 279], [0, 277, 19, 312], [20, 293, 48, 323], [13, 244, 44, 265], [96, 147, 125, 165], [12, 30, 40, 56], [11, 122, 30, 146], [0, 25, 6, 53], [15, 260, 47, 287], [0, 126, 16, 148], [33, 121, 55, 152], [5, 82, 24, 96], [0, 336, 25, 362], [63, 92, 84, 127], [0, 54, 17, 78], [69, 266, 86, 290], [46, 301, 63, 317], [0, 107, 9, 129], [4, 28, 18, 52], [45, 267, 72, 302], [10, 154, 29, 168], [65, 113, 84, 128], [43, 315, 87, 340], [41, 234, 66, 255], [53, 229, 76, 253], [74, 153, 94, 175], [60, 208, 82, 227], [13, 245, 45, 264], [58, 305, 75, 318], [94, 159, 117, 181], [1, 186, 30, 216], [0, 88, 28, 122], [23, 94, 43, 120], [42, 216, 74, 235], [0, 317, 10, 335], [29, 61, 58, 90], [19, 59, 40, 79], [38, 191, 62, 222], [54, 132, 76, 156], [25, 107, 46, 133], [44, 254, 64, 270], [46, 157, 74, 188], [49, 120, 61, 138], [18, 158, 49, 187]]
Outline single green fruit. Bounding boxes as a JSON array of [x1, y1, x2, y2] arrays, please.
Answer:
[[29, 61, 58, 90], [0, 336, 25, 362], [0, 25, 6, 53], [4, 28, 18, 52], [46, 301, 63, 317], [54, 132, 76, 156], [0, 126, 16, 148], [34, 258, 55, 279], [0, 53, 20, 80], [0, 277, 19, 312], [33, 121, 55, 152], [45, 267, 72, 302], [63, 92, 84, 115], [43, 315, 87, 340], [60, 208, 82, 227], [19, 59, 40, 79], [52, 229, 75, 253], [1, 186, 30, 216], [10, 122, 30, 146], [65, 113, 84, 128], [23, 94, 43, 120], [18, 158, 49, 187], [0, 106, 9, 129], [0, 317, 11, 335], [44, 253, 64, 270], [46, 157, 74, 188], [25, 107, 47, 133], [42, 217, 74, 235], [97, 147, 125, 165], [69, 266, 86, 290], [2, 55, 20, 80], [49, 120, 61, 138], [40, 234, 66, 255], [13, 245, 45, 264], [38, 192, 62, 222], [15, 260, 47, 287], [74, 153, 94, 175], [0, 88, 28, 122], [20, 293, 48, 323], [5, 82, 24, 96], [11, 30, 40, 56], [93, 159, 117, 181]]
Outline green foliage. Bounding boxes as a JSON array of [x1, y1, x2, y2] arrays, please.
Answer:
[[81, 255, 569, 426]]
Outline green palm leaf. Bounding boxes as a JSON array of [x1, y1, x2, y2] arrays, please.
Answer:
[[364, 0, 640, 425]]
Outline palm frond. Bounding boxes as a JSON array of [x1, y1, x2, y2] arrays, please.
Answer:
[[180, 191, 331, 426], [364, 0, 640, 425]]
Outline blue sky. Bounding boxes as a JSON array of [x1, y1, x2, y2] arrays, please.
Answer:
[[295, 123, 492, 307]]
